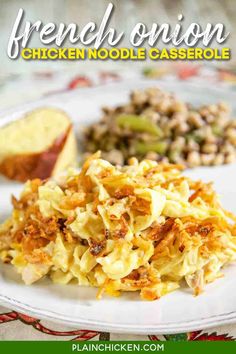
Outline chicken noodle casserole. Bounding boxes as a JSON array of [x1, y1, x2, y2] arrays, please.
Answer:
[[1, 152, 236, 300]]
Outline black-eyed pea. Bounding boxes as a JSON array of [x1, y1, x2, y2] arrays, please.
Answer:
[[171, 101, 188, 113], [148, 97, 160, 108], [171, 136, 185, 150], [149, 112, 161, 123], [208, 104, 218, 115], [176, 122, 189, 134], [161, 156, 169, 163], [102, 106, 115, 115], [172, 111, 188, 122], [187, 139, 200, 152], [205, 135, 217, 144], [226, 128, 236, 142], [216, 116, 229, 128], [156, 100, 172, 114], [139, 133, 154, 142], [204, 127, 217, 144], [104, 150, 124, 165], [131, 90, 148, 105], [123, 104, 136, 114], [208, 104, 220, 114], [146, 87, 161, 98], [167, 118, 179, 129], [145, 151, 159, 161], [224, 153, 236, 164], [188, 112, 205, 128], [202, 143, 218, 154], [220, 143, 235, 154], [176, 136, 186, 147], [93, 124, 108, 140], [213, 153, 224, 165], [201, 153, 215, 166], [229, 120, 236, 128], [203, 126, 213, 136], [199, 107, 209, 117], [218, 101, 230, 113], [187, 151, 201, 167], [204, 114, 215, 124]]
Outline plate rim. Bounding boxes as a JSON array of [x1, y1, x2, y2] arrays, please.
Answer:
[[1, 293, 236, 334]]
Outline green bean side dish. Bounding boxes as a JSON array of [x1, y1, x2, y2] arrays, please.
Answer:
[[83, 87, 236, 167]]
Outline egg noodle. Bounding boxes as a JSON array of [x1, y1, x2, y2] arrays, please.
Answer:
[[1, 152, 236, 300]]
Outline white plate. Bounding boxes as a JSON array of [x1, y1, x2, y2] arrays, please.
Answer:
[[0, 79, 236, 334]]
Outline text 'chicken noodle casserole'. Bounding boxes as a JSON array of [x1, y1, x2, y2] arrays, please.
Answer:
[[1, 152, 236, 300]]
